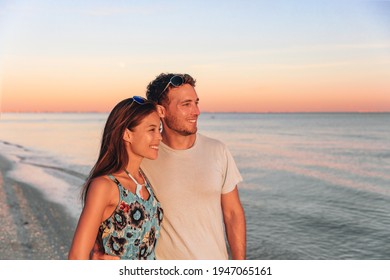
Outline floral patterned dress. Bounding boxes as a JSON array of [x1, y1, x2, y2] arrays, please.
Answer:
[[98, 173, 163, 259]]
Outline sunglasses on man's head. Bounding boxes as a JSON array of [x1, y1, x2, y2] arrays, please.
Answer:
[[159, 75, 184, 98]]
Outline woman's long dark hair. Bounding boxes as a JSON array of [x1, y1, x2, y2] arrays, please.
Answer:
[[81, 97, 157, 205]]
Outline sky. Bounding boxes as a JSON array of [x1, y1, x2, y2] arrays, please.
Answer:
[[0, 0, 389, 113]]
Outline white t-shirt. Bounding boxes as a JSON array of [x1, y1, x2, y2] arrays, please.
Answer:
[[141, 133, 243, 259]]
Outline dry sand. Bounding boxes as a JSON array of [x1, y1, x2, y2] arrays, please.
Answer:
[[0, 154, 77, 259]]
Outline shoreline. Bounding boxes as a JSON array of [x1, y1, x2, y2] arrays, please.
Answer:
[[0, 154, 77, 260]]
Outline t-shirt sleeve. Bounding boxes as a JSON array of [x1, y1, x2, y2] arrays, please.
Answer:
[[221, 146, 243, 194]]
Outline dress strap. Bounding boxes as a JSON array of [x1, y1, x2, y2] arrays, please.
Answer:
[[107, 174, 121, 186], [107, 174, 124, 199], [139, 169, 154, 195]]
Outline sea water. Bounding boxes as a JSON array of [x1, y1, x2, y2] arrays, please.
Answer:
[[1, 112, 389, 259]]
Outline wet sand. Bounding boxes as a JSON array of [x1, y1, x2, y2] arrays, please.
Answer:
[[0, 154, 77, 259]]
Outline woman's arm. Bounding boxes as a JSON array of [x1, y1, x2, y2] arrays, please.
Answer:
[[68, 177, 117, 259]]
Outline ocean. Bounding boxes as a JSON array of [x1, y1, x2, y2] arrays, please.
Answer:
[[0, 112, 389, 260]]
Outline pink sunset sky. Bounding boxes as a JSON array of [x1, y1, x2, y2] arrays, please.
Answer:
[[1, 0, 389, 113]]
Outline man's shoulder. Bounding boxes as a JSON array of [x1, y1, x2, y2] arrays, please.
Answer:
[[197, 133, 226, 149]]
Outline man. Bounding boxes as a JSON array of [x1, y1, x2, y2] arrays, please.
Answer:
[[94, 73, 246, 259], [142, 73, 246, 260]]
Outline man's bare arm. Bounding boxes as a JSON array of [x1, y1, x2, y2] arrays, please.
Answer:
[[221, 186, 246, 260]]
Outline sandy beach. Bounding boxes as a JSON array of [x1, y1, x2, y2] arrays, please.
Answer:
[[0, 154, 77, 260]]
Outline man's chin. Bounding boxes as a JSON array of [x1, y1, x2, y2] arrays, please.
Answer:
[[180, 128, 197, 136]]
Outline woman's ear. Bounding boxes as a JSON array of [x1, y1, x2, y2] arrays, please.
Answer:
[[157, 105, 165, 118], [123, 128, 132, 143]]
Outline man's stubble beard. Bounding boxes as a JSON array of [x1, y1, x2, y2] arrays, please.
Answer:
[[163, 114, 197, 136]]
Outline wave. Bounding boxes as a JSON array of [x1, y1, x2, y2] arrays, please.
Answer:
[[0, 140, 85, 219]]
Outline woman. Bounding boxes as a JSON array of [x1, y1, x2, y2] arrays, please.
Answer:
[[68, 96, 163, 260]]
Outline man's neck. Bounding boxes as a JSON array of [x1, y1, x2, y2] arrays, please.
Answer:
[[162, 132, 197, 150]]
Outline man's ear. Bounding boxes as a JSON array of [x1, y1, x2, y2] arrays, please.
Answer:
[[157, 105, 165, 118], [123, 128, 132, 143]]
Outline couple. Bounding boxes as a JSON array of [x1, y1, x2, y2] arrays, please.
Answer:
[[68, 73, 246, 260]]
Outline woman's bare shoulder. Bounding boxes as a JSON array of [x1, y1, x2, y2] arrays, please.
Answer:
[[86, 175, 119, 204]]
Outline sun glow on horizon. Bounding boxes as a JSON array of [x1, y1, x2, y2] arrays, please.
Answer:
[[1, 0, 389, 113]]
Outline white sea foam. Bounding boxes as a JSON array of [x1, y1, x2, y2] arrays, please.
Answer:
[[8, 161, 82, 218], [0, 141, 83, 219]]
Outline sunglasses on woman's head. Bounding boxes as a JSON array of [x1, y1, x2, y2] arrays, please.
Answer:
[[132, 95, 148, 105], [159, 75, 184, 98], [132, 95, 163, 132]]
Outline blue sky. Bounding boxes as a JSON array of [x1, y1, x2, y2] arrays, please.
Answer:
[[1, 0, 389, 112]]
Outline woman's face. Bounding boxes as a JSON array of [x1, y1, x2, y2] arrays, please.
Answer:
[[127, 111, 162, 160]]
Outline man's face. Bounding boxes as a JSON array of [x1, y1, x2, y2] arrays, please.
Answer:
[[162, 84, 200, 136]]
